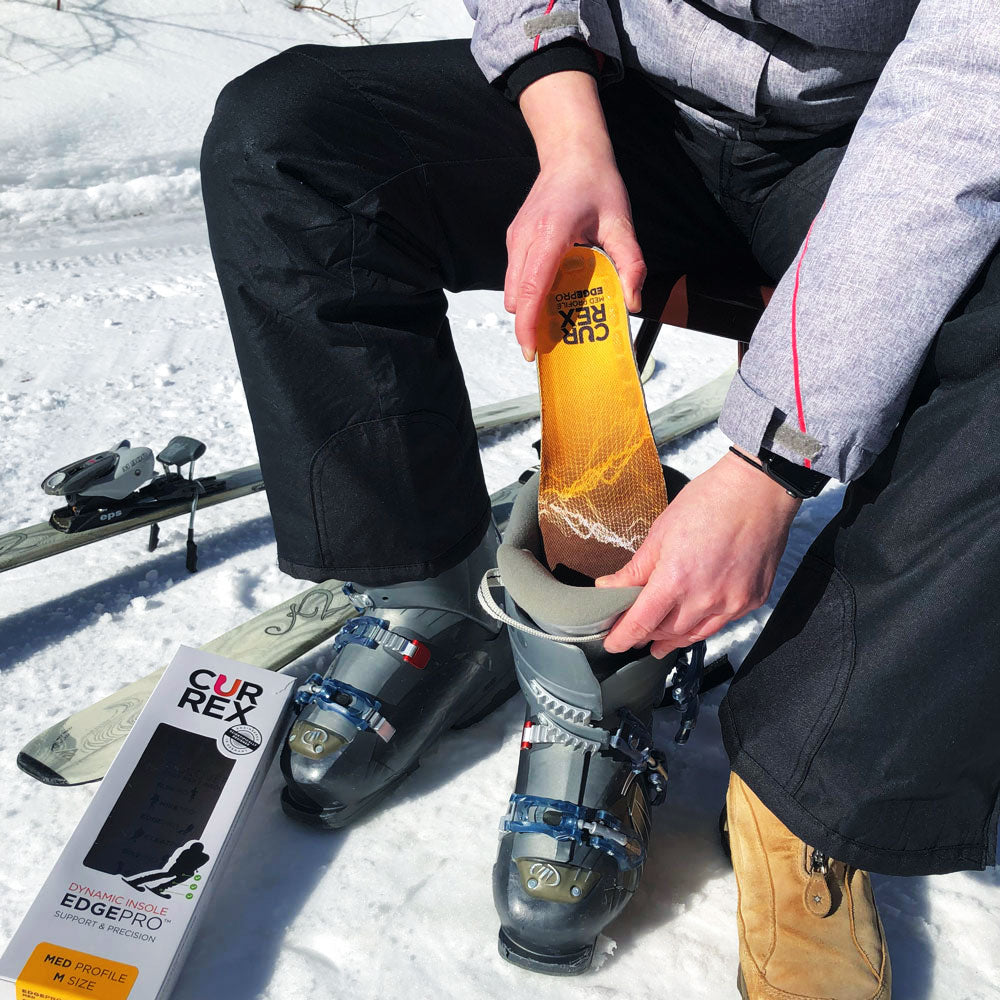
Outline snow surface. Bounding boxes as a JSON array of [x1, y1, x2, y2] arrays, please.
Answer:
[[1, 2, 998, 998]]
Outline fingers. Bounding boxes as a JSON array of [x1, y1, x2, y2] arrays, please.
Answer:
[[603, 576, 678, 654], [504, 210, 643, 359], [596, 514, 666, 589], [603, 573, 738, 657], [511, 235, 563, 362], [595, 539, 657, 589], [601, 216, 646, 313], [648, 612, 732, 659], [503, 262, 520, 318], [503, 223, 524, 317], [503, 237, 531, 362]]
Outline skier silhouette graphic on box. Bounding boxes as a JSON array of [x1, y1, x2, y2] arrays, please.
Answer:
[[123, 840, 210, 898]]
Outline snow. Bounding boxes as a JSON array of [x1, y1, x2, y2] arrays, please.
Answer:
[[1, 2, 998, 998]]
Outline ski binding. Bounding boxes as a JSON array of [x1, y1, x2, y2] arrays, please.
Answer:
[[42, 436, 214, 570]]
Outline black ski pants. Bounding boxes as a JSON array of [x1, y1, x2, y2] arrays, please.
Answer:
[[200, 39, 773, 583], [201, 40, 1000, 877]]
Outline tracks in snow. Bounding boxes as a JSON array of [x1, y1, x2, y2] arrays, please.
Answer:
[[0, 225, 218, 314], [3, 241, 209, 276]]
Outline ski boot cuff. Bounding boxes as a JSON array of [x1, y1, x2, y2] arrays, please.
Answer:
[[342, 517, 503, 633], [488, 473, 640, 637]]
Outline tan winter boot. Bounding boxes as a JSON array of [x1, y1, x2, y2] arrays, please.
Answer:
[[727, 773, 891, 1000]]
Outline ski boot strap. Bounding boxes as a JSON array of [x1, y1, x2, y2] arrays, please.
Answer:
[[292, 596, 435, 744], [294, 674, 396, 742], [334, 609, 431, 670], [501, 793, 646, 871]]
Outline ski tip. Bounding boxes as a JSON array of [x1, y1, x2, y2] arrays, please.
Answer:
[[17, 751, 69, 786]]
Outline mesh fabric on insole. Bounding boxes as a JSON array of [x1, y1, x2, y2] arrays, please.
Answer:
[[537, 246, 668, 581]]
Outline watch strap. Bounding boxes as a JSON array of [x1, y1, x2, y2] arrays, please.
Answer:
[[728, 446, 829, 500]]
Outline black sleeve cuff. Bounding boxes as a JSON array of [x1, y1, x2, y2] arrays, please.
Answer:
[[499, 38, 599, 102]]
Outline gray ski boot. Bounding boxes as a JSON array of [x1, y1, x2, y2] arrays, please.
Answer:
[[281, 522, 517, 829], [479, 471, 704, 975]]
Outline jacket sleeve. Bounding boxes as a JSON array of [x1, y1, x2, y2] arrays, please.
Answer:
[[718, 0, 1000, 482], [462, 0, 622, 92]]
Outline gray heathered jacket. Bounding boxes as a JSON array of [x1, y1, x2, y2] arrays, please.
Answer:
[[463, 0, 1000, 481]]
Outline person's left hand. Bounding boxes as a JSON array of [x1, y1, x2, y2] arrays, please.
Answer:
[[596, 449, 802, 658]]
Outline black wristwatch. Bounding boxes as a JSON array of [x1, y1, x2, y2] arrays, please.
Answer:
[[729, 446, 830, 500]]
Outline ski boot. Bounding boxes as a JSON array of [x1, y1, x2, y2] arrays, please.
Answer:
[[479, 472, 704, 974], [281, 521, 517, 829]]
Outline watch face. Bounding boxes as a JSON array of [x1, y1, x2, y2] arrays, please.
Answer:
[[760, 449, 829, 498]]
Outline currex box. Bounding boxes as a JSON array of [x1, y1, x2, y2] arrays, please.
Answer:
[[1, 645, 295, 1000]]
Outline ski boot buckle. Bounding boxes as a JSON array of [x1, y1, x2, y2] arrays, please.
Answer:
[[294, 674, 396, 742], [665, 640, 707, 745], [334, 614, 431, 669], [609, 707, 669, 806], [501, 793, 645, 870], [342, 582, 375, 612]]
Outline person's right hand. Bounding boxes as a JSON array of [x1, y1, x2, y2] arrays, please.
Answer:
[[507, 71, 646, 361]]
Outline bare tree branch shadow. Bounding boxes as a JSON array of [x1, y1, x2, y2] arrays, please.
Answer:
[[0, 0, 418, 84], [0, 0, 282, 81]]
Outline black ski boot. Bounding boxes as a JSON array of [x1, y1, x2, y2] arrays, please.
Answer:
[[479, 472, 703, 975], [281, 522, 517, 829]]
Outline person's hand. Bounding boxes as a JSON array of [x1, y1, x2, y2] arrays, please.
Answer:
[[509, 72, 645, 361], [596, 449, 802, 657], [504, 151, 644, 360]]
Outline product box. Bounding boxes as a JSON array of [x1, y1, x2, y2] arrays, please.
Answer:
[[1, 646, 296, 1000]]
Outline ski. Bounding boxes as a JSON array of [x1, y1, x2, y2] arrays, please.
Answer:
[[16, 366, 734, 787], [0, 359, 657, 577], [0, 464, 266, 577]]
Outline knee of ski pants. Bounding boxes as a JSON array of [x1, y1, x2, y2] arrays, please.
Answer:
[[202, 45, 307, 181], [201, 44, 361, 188]]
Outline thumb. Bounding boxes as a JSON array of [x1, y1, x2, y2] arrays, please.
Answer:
[[595, 543, 657, 589], [602, 219, 646, 314]]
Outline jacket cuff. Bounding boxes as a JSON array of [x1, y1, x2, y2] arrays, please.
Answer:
[[718, 371, 876, 482], [717, 372, 778, 461], [500, 39, 599, 102]]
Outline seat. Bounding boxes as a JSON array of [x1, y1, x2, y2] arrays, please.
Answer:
[[634, 273, 776, 369]]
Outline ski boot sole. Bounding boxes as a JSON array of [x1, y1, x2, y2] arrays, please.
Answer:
[[497, 927, 594, 976]]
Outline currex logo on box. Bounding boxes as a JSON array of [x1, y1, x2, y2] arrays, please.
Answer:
[[177, 669, 264, 724]]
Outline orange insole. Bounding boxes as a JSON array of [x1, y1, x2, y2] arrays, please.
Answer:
[[536, 246, 668, 581]]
